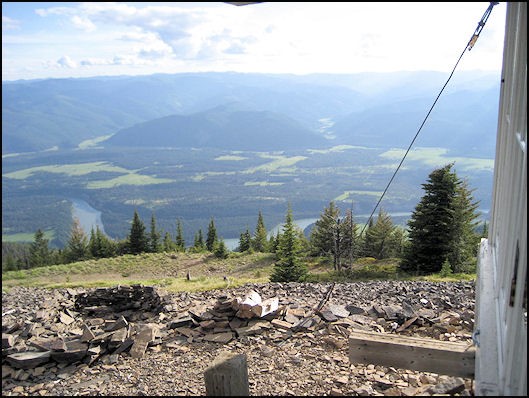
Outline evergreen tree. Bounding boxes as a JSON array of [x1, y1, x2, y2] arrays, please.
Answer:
[[115, 239, 129, 256], [88, 226, 115, 258], [387, 226, 408, 259], [399, 163, 479, 274], [214, 239, 230, 259], [447, 179, 481, 272], [206, 218, 218, 252], [362, 208, 396, 260], [3, 254, 18, 272], [149, 213, 162, 253], [163, 232, 174, 252], [341, 207, 357, 269], [310, 201, 357, 271], [480, 221, 489, 238], [49, 249, 63, 266], [2, 242, 31, 270], [175, 220, 185, 252], [252, 211, 268, 252], [29, 229, 51, 268], [192, 229, 205, 252], [128, 210, 148, 255], [88, 227, 97, 257], [64, 217, 89, 263], [270, 205, 307, 282], [239, 229, 252, 252], [268, 232, 279, 253], [310, 201, 340, 258]]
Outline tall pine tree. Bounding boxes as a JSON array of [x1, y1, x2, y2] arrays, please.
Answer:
[[447, 178, 481, 272], [310, 201, 357, 270], [310, 201, 340, 258], [149, 213, 161, 253], [128, 210, 148, 255], [214, 239, 229, 259], [252, 211, 268, 252], [239, 229, 252, 252], [399, 163, 479, 274], [362, 208, 396, 260], [341, 207, 357, 269], [270, 205, 307, 282], [29, 229, 51, 268], [163, 232, 174, 252], [64, 217, 89, 263], [175, 220, 185, 252], [206, 218, 218, 252], [192, 229, 205, 252], [89, 226, 115, 258]]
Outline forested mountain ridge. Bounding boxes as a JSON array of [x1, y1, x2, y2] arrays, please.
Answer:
[[103, 105, 328, 151]]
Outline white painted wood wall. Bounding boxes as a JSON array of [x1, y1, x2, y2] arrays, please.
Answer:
[[475, 2, 527, 396]]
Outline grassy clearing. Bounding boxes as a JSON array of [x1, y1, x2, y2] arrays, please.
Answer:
[[2, 230, 55, 243], [307, 145, 362, 154], [334, 190, 383, 201], [380, 147, 494, 172], [244, 181, 284, 186], [86, 174, 174, 189], [3, 162, 130, 180], [305, 257, 476, 283], [215, 155, 248, 161], [2, 252, 475, 293], [77, 135, 113, 149], [243, 155, 307, 174], [1, 252, 276, 292]]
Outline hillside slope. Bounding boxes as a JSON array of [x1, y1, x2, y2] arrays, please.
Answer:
[[103, 105, 328, 151]]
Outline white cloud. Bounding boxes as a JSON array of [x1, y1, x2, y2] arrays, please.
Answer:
[[2, 16, 21, 31], [57, 55, 77, 68], [79, 58, 111, 66], [71, 15, 96, 32], [35, 7, 74, 17], [4, 2, 506, 81]]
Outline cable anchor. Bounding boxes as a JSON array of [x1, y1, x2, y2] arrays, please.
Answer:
[[467, 2, 499, 51]]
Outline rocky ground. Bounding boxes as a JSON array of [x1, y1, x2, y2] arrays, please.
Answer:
[[2, 281, 476, 396]]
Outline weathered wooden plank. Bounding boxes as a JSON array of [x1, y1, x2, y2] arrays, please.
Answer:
[[349, 329, 475, 378], [204, 351, 249, 396]]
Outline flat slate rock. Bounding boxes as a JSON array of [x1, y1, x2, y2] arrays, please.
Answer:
[[203, 332, 234, 344], [6, 351, 51, 369]]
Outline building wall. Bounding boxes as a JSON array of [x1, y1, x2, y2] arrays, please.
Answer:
[[475, 2, 527, 396]]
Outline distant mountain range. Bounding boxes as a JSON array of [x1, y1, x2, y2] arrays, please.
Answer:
[[3, 71, 501, 156]]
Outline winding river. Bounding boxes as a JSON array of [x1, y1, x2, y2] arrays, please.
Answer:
[[70, 198, 107, 237]]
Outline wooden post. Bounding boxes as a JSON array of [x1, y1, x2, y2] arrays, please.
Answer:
[[204, 351, 249, 396], [349, 329, 475, 378]]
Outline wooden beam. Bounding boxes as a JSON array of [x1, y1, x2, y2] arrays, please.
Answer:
[[204, 352, 249, 396], [349, 329, 475, 378]]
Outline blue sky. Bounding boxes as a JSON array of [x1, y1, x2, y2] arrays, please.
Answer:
[[2, 2, 507, 81]]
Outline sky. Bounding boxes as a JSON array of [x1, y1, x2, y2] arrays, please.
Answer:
[[2, 2, 507, 81]]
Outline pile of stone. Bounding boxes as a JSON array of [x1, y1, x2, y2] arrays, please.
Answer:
[[2, 287, 290, 371], [74, 285, 165, 320], [2, 282, 475, 372], [2, 282, 477, 396], [3, 285, 169, 371]]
